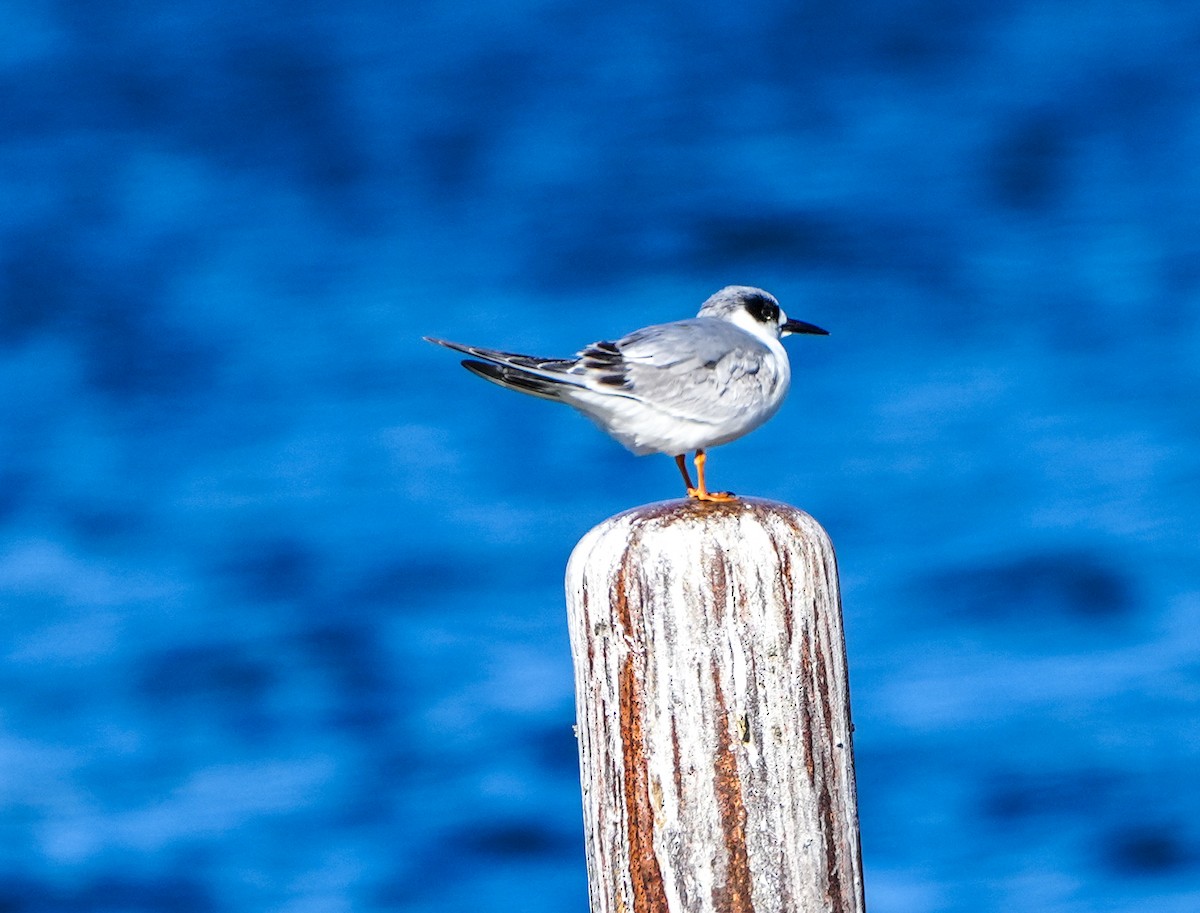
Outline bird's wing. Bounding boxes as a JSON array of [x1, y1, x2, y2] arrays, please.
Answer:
[[592, 319, 781, 425], [426, 319, 781, 423]]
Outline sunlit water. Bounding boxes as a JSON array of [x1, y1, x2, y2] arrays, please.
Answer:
[[2, 3, 1198, 911]]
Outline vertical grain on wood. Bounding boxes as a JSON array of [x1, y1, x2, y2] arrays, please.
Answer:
[[566, 498, 864, 913]]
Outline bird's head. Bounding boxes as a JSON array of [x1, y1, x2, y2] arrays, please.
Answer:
[[698, 286, 828, 344]]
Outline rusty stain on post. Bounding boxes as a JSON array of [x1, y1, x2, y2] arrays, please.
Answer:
[[710, 670, 753, 913], [611, 558, 670, 913], [620, 652, 668, 912]]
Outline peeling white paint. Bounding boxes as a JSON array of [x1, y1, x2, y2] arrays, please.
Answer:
[[566, 498, 865, 913]]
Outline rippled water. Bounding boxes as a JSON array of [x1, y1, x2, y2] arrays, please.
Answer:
[[2, 2, 1198, 911]]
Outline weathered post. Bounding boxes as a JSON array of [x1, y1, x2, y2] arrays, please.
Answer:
[[565, 498, 864, 913]]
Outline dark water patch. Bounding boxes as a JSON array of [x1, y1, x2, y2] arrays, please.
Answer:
[[411, 126, 494, 201], [1, 220, 221, 405], [1081, 61, 1198, 154], [216, 40, 364, 181], [35, 15, 374, 224], [137, 642, 278, 741], [921, 547, 1137, 635], [168, 36, 375, 227], [73, 872, 216, 913], [408, 45, 545, 201], [989, 111, 1074, 212], [77, 301, 222, 405], [519, 208, 668, 291], [868, 1, 996, 74], [0, 871, 215, 913], [0, 875, 47, 913], [0, 227, 82, 344], [979, 766, 1122, 823], [358, 555, 487, 604], [527, 719, 582, 778], [458, 819, 580, 860], [0, 471, 36, 524], [692, 211, 865, 270], [684, 208, 963, 292], [296, 621, 394, 733], [219, 536, 321, 603], [1102, 824, 1195, 876], [375, 817, 582, 909], [65, 502, 149, 548], [760, 1, 996, 80]]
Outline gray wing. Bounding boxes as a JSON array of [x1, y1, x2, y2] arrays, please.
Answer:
[[600, 318, 781, 424], [426, 318, 779, 422]]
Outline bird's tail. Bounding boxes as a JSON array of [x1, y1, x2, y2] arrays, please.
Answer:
[[423, 337, 582, 402], [458, 360, 563, 401]]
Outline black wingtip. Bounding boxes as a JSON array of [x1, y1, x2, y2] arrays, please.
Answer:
[[460, 359, 563, 401], [461, 359, 514, 385]]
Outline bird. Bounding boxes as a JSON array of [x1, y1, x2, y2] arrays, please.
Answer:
[[424, 286, 827, 501]]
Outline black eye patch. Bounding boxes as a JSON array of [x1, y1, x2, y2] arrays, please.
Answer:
[[744, 295, 779, 324]]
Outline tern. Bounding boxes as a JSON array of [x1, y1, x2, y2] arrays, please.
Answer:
[[424, 286, 827, 501]]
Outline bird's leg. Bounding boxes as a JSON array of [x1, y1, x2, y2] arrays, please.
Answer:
[[674, 454, 696, 494], [689, 449, 737, 502]]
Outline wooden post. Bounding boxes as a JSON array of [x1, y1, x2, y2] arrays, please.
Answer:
[[565, 498, 864, 913]]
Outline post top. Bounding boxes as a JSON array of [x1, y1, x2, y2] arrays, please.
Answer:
[[598, 496, 817, 529], [570, 498, 833, 576]]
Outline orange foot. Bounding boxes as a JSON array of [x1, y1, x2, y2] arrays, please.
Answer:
[[687, 487, 738, 503]]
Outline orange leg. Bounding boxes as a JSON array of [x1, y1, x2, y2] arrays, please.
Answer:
[[674, 454, 695, 493], [688, 449, 737, 502]]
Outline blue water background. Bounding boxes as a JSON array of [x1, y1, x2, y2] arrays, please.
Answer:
[[2, 2, 1198, 910]]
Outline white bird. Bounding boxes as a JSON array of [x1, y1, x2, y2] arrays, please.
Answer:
[[424, 286, 827, 501]]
